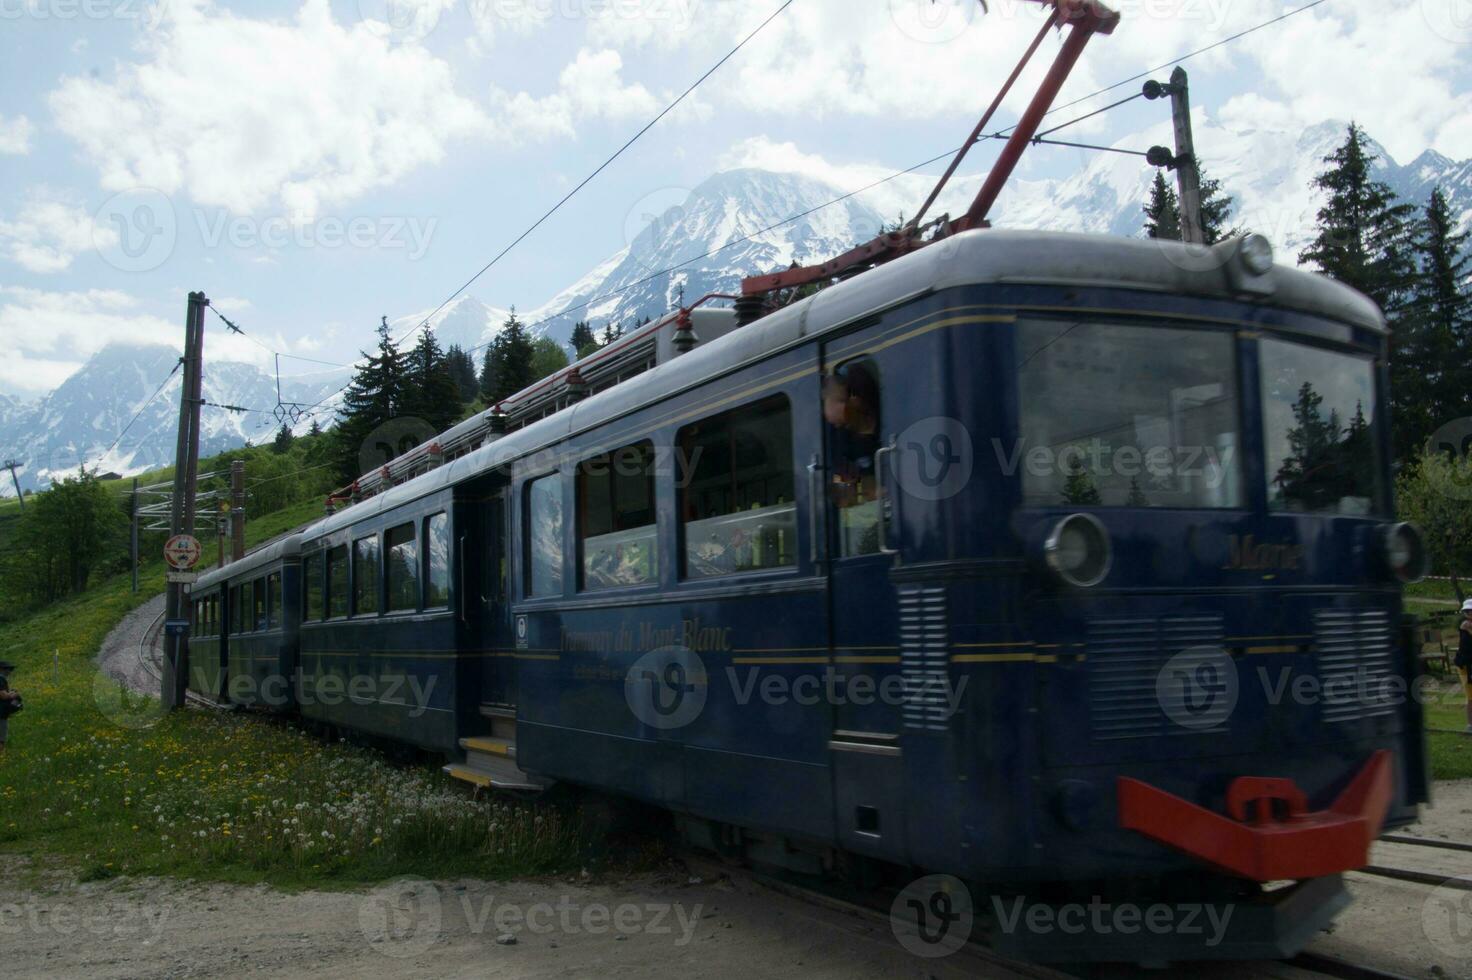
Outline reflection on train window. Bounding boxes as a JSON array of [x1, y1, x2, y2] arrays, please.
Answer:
[[304, 554, 323, 622], [230, 585, 242, 633], [242, 581, 255, 633], [1015, 320, 1243, 508], [578, 441, 657, 590], [1259, 338, 1383, 515], [353, 535, 381, 616], [266, 572, 282, 629], [679, 395, 796, 579], [252, 577, 267, 631], [526, 475, 564, 597], [824, 361, 883, 557], [425, 513, 450, 608], [386, 522, 419, 612], [326, 545, 348, 618]]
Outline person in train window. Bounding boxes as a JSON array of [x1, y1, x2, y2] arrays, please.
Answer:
[[823, 364, 880, 503]]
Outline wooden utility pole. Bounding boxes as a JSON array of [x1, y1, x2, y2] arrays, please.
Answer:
[[1167, 66, 1204, 245], [230, 459, 245, 561], [162, 291, 207, 710], [2, 459, 23, 510], [130, 477, 139, 593]]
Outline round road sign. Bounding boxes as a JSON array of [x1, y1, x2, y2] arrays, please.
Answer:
[[164, 534, 202, 570]]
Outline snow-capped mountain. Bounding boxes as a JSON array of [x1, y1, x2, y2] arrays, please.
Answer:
[[4, 117, 1468, 497], [0, 344, 340, 495]]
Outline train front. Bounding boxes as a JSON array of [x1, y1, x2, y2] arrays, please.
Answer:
[[947, 231, 1431, 961]]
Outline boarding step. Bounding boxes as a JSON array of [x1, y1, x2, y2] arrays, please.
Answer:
[[478, 703, 518, 740], [460, 735, 515, 760], [442, 751, 547, 793]]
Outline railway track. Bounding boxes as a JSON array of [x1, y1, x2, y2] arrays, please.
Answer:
[[679, 854, 1418, 980], [1357, 833, 1472, 892], [136, 608, 219, 709]]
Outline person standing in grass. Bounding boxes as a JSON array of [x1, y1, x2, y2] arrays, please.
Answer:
[[1448, 574, 1472, 734], [0, 660, 20, 751]]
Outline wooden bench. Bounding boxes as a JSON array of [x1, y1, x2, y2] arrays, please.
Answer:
[[1419, 615, 1454, 676]]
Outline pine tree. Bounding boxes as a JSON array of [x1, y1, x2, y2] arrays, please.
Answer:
[[444, 343, 481, 405], [483, 309, 536, 404], [307, 418, 324, 438], [1410, 186, 1472, 429], [1300, 123, 1417, 312], [333, 316, 409, 482], [271, 424, 294, 454], [570, 320, 598, 359], [1144, 172, 1181, 240], [1301, 123, 1419, 457], [601, 322, 623, 346], [402, 328, 462, 432], [1197, 166, 1239, 245]]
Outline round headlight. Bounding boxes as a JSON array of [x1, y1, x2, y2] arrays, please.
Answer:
[[1045, 514, 1112, 588], [1237, 234, 1275, 276], [1382, 522, 1428, 583]]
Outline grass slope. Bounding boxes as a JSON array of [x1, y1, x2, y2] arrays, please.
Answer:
[[0, 498, 585, 888]]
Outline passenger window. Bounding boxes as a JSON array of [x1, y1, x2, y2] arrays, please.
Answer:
[[424, 513, 451, 608], [679, 395, 796, 578], [525, 474, 564, 597], [240, 581, 254, 633], [353, 535, 380, 616], [578, 441, 657, 590], [252, 577, 267, 630], [326, 545, 349, 618], [266, 572, 282, 628], [824, 360, 883, 557], [386, 522, 419, 612], [304, 555, 323, 622], [230, 586, 241, 633]]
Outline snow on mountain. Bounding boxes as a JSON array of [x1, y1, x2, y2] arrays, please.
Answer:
[[388, 294, 509, 353], [0, 344, 340, 495], [524, 168, 889, 343]]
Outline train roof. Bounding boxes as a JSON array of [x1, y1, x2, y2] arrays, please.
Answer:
[[194, 531, 303, 591], [297, 228, 1385, 543]]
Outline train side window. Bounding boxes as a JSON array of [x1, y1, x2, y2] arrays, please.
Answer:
[[678, 394, 796, 578], [353, 535, 381, 616], [326, 545, 349, 618], [578, 441, 657, 590], [386, 522, 419, 612], [525, 474, 564, 598], [210, 596, 218, 636], [252, 577, 267, 630], [304, 554, 323, 622], [230, 586, 241, 633], [424, 513, 450, 608], [242, 581, 255, 633], [266, 572, 282, 628], [824, 360, 884, 557]]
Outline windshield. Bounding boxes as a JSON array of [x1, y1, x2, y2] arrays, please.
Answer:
[[1015, 320, 1242, 508], [1259, 337, 1382, 515]]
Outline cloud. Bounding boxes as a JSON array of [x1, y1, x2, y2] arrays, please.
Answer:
[[47, 0, 490, 221], [0, 115, 33, 155], [0, 288, 177, 395], [489, 48, 661, 142], [0, 191, 118, 273]]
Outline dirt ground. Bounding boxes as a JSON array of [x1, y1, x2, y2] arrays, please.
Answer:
[[44, 600, 1469, 977]]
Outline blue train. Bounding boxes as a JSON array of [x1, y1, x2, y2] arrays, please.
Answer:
[[189, 229, 1430, 962]]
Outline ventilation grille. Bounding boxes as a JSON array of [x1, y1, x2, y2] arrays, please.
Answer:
[[1314, 608, 1396, 724], [1088, 615, 1225, 740], [899, 585, 949, 731]]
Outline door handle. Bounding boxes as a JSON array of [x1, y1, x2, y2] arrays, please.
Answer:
[[457, 534, 467, 624], [807, 453, 824, 565], [876, 437, 898, 556]]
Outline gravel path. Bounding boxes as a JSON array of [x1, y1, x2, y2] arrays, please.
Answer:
[[95, 593, 165, 697]]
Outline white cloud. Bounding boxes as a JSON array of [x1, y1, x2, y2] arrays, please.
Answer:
[[0, 288, 177, 394], [0, 115, 33, 156], [489, 47, 661, 142], [48, 0, 490, 221], [0, 192, 118, 274]]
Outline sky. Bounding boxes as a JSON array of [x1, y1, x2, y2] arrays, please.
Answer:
[[0, 0, 1469, 401]]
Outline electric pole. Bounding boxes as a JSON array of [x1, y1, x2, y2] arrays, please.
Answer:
[[2, 459, 23, 510], [1167, 66, 1203, 245], [162, 291, 207, 710], [230, 459, 245, 561], [130, 477, 139, 593]]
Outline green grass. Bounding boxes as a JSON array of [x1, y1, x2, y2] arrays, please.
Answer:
[[0, 498, 590, 890]]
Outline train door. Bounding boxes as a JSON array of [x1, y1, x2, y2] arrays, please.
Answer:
[[821, 325, 911, 864], [471, 486, 513, 709]]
